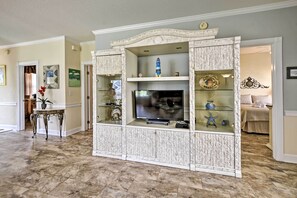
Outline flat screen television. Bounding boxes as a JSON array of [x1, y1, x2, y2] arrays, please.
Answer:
[[134, 90, 184, 121]]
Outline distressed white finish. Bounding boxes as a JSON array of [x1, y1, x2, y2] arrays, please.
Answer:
[[192, 38, 236, 71], [156, 129, 190, 167], [94, 48, 123, 75], [92, 49, 123, 155], [94, 124, 122, 157], [190, 36, 241, 177], [111, 28, 218, 48], [126, 127, 156, 161], [194, 132, 235, 172], [93, 28, 241, 177]]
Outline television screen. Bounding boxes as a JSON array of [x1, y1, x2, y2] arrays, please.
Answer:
[[134, 90, 184, 121]]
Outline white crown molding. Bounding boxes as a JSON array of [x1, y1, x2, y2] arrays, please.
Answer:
[[0, 36, 65, 49], [93, 0, 297, 35], [285, 110, 297, 116]]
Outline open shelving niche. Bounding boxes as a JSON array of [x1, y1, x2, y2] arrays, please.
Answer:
[[124, 42, 190, 129]]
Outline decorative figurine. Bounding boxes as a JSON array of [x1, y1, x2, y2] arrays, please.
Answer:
[[155, 57, 161, 77], [205, 100, 215, 110], [221, 120, 229, 126], [205, 112, 218, 128]]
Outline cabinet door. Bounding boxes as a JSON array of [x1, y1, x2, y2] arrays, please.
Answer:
[[126, 127, 156, 161], [192, 38, 236, 71], [95, 125, 122, 156], [156, 129, 190, 167], [194, 132, 235, 172], [97, 55, 122, 75]]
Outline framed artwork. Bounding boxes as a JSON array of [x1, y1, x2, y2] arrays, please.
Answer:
[[287, 66, 297, 79], [68, 68, 81, 87], [43, 65, 59, 89], [0, 65, 6, 86]]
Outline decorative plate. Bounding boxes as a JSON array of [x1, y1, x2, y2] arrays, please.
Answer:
[[199, 75, 220, 90]]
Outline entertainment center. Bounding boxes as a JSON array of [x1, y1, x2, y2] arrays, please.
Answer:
[[92, 28, 241, 177]]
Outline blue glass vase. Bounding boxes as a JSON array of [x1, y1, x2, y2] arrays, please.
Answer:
[[205, 100, 215, 110]]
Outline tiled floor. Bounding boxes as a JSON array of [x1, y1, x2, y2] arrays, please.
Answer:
[[0, 130, 296, 197]]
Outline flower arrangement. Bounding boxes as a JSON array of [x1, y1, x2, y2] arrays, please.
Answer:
[[37, 86, 53, 104]]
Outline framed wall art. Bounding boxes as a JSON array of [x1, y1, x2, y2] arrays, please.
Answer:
[[287, 66, 297, 79], [68, 68, 81, 87], [43, 65, 59, 89], [0, 65, 6, 86]]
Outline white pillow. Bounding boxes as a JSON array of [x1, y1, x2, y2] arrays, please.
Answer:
[[241, 94, 252, 104], [252, 95, 272, 105]]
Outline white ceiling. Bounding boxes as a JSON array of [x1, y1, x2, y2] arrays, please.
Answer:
[[0, 0, 289, 46]]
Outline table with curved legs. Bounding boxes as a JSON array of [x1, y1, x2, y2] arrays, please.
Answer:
[[30, 108, 65, 140]]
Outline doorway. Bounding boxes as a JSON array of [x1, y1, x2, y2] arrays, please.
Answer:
[[81, 63, 93, 131], [241, 37, 283, 161], [17, 61, 39, 131], [240, 45, 272, 152], [24, 65, 37, 130]]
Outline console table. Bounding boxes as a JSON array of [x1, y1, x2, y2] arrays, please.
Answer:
[[30, 108, 65, 140]]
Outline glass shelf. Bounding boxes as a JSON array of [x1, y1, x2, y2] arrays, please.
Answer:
[[195, 106, 233, 111], [96, 74, 122, 124], [195, 123, 234, 133], [195, 89, 233, 91], [195, 69, 234, 132]]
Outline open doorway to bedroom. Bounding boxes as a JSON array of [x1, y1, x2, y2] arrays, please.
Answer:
[[240, 45, 273, 155]]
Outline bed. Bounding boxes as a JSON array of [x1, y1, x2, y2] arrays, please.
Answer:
[[240, 94, 271, 134]]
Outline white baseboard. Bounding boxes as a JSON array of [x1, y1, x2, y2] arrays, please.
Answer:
[[38, 126, 82, 137], [0, 124, 17, 131], [282, 154, 297, 164], [65, 127, 82, 136]]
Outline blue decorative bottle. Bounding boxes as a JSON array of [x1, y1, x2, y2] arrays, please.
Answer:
[[155, 58, 161, 77], [205, 100, 216, 110]]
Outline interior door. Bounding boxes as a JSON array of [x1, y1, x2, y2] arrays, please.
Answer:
[[86, 65, 93, 130]]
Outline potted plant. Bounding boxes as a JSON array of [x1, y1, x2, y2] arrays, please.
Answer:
[[37, 86, 53, 109]]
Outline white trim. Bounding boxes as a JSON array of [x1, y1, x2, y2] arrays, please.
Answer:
[[285, 110, 297, 116], [0, 124, 17, 131], [17, 60, 39, 131], [0, 102, 17, 106], [282, 154, 297, 164], [92, 1, 297, 35], [38, 127, 81, 137], [0, 36, 65, 49], [241, 37, 283, 162]]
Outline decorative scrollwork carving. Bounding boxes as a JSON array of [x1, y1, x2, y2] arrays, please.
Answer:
[[240, 77, 269, 89]]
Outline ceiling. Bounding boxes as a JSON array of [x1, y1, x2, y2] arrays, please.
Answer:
[[0, 0, 289, 46]]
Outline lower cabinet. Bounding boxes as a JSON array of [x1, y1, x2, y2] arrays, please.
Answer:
[[156, 129, 190, 167], [126, 127, 190, 168], [94, 124, 122, 158], [193, 132, 236, 175], [126, 127, 156, 161]]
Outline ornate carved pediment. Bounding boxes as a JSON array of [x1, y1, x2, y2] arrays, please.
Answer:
[[111, 28, 218, 48], [240, 77, 269, 89]]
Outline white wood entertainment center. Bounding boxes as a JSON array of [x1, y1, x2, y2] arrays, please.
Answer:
[[92, 28, 241, 177]]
